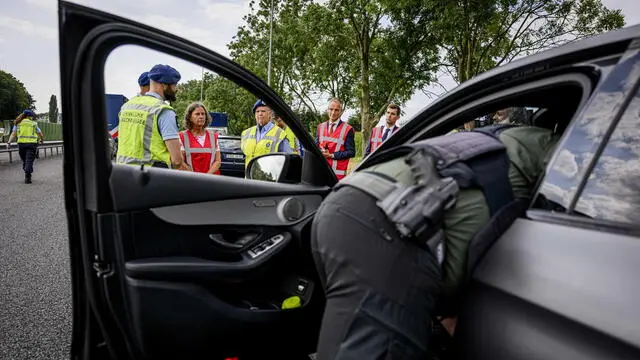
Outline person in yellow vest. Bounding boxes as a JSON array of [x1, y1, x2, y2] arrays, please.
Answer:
[[241, 99, 291, 168], [6, 110, 44, 184], [274, 114, 300, 154], [116, 64, 190, 170], [137, 71, 150, 96]]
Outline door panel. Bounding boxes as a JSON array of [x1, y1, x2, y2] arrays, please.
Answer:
[[60, 2, 332, 359], [454, 219, 640, 359]]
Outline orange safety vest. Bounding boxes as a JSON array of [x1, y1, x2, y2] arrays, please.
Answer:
[[317, 121, 353, 180], [368, 125, 399, 153], [179, 129, 220, 174]]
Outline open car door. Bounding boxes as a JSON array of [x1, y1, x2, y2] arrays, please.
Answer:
[[59, 2, 336, 359]]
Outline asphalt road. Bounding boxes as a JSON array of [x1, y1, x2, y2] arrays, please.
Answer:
[[0, 153, 72, 359]]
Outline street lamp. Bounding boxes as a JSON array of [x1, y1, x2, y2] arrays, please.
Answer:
[[267, 0, 274, 87]]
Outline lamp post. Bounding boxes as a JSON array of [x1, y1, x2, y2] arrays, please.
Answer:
[[267, 0, 274, 86]]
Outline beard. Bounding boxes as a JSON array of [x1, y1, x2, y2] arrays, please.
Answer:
[[164, 87, 177, 102]]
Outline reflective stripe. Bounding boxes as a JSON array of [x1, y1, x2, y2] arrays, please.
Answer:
[[270, 128, 283, 153], [119, 101, 163, 164], [183, 130, 217, 167], [116, 155, 148, 165]]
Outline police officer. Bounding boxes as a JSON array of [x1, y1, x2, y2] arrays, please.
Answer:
[[116, 64, 190, 170], [274, 113, 300, 154], [6, 110, 45, 183], [138, 71, 150, 96], [311, 124, 559, 359], [241, 99, 291, 168]]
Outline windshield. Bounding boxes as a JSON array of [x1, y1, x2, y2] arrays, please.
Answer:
[[219, 138, 241, 151]]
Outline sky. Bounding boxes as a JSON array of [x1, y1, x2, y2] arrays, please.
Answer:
[[1, 0, 639, 123]]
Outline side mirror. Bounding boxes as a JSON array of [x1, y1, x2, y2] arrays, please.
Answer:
[[246, 153, 302, 183]]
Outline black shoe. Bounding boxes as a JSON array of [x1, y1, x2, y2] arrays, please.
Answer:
[[25, 174, 32, 184]]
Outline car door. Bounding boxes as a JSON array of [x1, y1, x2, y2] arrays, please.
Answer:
[[450, 38, 640, 358], [58, 2, 336, 359]]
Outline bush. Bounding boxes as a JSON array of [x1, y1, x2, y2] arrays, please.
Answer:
[[354, 131, 363, 158]]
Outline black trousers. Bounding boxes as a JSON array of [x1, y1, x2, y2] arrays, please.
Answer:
[[18, 143, 37, 176], [311, 186, 442, 360]]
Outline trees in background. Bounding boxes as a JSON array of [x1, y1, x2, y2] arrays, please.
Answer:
[[0, 70, 35, 120]]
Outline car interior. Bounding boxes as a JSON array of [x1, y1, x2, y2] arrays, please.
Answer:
[[63, 2, 632, 358], [109, 70, 594, 360]]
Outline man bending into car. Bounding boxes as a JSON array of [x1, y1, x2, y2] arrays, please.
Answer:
[[310, 122, 559, 359]]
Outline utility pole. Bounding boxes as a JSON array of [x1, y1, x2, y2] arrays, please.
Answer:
[[200, 67, 205, 102], [267, 0, 274, 86]]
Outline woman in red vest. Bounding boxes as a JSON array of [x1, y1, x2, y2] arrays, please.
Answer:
[[179, 102, 221, 174]]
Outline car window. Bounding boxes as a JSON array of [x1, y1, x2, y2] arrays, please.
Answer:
[[218, 138, 241, 151], [573, 86, 640, 224], [535, 52, 640, 213], [104, 44, 296, 181]]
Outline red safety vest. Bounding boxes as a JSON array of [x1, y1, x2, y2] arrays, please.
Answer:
[[369, 125, 399, 153], [179, 129, 220, 174], [317, 121, 353, 180]]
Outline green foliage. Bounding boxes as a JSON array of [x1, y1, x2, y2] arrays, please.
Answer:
[[0, 70, 35, 120], [354, 131, 363, 158], [431, 0, 626, 83], [48, 95, 59, 123], [347, 112, 362, 132]]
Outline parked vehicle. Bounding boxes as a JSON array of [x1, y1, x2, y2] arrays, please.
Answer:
[[60, 1, 640, 360], [217, 135, 245, 177]]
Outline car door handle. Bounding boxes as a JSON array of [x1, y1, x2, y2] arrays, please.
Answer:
[[208, 233, 244, 250], [208, 232, 259, 250]]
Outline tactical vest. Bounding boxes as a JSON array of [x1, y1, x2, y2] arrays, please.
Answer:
[[17, 119, 39, 144], [336, 124, 524, 314], [116, 95, 173, 167], [241, 125, 286, 167]]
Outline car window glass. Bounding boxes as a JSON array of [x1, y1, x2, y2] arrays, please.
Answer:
[[104, 44, 298, 181], [535, 52, 640, 212], [573, 86, 640, 224]]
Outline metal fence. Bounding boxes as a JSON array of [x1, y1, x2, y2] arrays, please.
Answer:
[[1, 120, 63, 142], [0, 141, 64, 163]]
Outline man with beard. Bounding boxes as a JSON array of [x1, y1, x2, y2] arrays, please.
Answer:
[[116, 64, 190, 170]]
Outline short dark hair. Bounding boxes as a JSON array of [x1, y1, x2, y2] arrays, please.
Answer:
[[387, 103, 401, 116]]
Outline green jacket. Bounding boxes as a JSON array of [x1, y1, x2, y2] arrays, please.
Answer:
[[365, 126, 559, 297]]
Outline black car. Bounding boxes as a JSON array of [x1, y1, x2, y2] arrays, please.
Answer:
[[60, 1, 640, 359], [217, 135, 245, 177]]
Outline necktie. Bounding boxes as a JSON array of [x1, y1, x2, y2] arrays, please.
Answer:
[[382, 127, 391, 141], [329, 123, 335, 134]]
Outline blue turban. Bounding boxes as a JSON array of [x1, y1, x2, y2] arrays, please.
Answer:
[[23, 110, 36, 118], [148, 64, 181, 84], [252, 99, 269, 113], [138, 71, 150, 86]]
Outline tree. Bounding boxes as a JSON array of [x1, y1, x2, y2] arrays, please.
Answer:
[[230, 0, 441, 153], [327, 0, 442, 153], [435, 0, 626, 83], [0, 70, 35, 120], [48, 95, 59, 123]]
